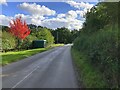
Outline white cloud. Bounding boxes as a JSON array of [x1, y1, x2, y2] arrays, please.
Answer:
[[57, 2, 92, 21], [65, 1, 94, 25], [43, 10, 84, 30], [0, 15, 13, 26], [14, 14, 45, 25], [19, 3, 56, 16], [57, 14, 66, 18], [0, 2, 88, 30], [57, 9, 85, 19], [0, 13, 84, 30], [0, 0, 7, 5], [66, 1, 94, 10], [66, 10, 78, 19], [57, 11, 78, 20], [0, 14, 32, 26], [0, 11, 84, 30], [41, 16, 84, 30], [76, 10, 85, 17], [54, 9, 86, 30], [14, 14, 32, 24], [15, 14, 31, 20], [41, 18, 69, 29]]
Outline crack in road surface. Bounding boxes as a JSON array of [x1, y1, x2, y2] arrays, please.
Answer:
[[2, 45, 78, 88]]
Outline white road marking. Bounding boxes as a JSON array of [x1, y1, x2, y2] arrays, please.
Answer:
[[7, 47, 64, 89], [11, 65, 40, 89]]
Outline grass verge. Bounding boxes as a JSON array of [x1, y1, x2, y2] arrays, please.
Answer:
[[51, 44, 64, 47], [0, 44, 64, 66], [71, 47, 108, 88]]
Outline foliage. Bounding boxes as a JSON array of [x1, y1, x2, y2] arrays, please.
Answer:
[[73, 2, 119, 88], [51, 27, 79, 44], [20, 35, 38, 49], [28, 25, 55, 46], [36, 28, 54, 46], [1, 44, 63, 66], [71, 48, 107, 88], [51, 44, 64, 47], [2, 31, 16, 51], [1, 48, 48, 66], [71, 30, 80, 41], [2, 22, 79, 51], [9, 17, 30, 40], [1, 25, 9, 32], [2, 23, 55, 50], [83, 2, 118, 33]]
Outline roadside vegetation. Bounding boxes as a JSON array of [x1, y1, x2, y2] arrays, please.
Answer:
[[51, 27, 80, 44], [71, 48, 107, 88], [72, 2, 119, 88], [1, 48, 47, 66], [0, 44, 64, 66], [1, 17, 55, 52]]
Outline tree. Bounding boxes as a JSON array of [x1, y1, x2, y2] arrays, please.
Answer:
[[51, 27, 73, 44], [37, 28, 54, 46], [73, 2, 119, 88], [83, 2, 118, 33], [9, 17, 30, 40], [71, 30, 80, 41]]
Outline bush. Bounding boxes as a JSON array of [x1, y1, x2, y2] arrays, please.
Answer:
[[71, 48, 107, 88], [20, 35, 38, 49], [2, 31, 16, 51], [37, 28, 54, 46], [73, 24, 118, 88]]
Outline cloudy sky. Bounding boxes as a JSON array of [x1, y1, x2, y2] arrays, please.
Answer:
[[0, 0, 98, 30]]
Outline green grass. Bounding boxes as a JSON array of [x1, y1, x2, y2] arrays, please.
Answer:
[[0, 44, 64, 66], [71, 48, 108, 88], [51, 44, 64, 47]]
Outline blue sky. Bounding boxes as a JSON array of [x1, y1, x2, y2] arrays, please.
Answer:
[[0, 1, 98, 30], [2, 2, 78, 17]]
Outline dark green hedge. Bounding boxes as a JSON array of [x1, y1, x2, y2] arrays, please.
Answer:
[[73, 24, 118, 88]]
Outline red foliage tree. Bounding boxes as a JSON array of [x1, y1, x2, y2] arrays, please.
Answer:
[[9, 16, 30, 40]]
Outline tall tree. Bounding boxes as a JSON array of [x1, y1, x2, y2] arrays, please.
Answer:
[[9, 17, 30, 40], [51, 27, 72, 44], [37, 28, 54, 46]]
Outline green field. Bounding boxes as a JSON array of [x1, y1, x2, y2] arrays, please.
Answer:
[[0, 44, 64, 66]]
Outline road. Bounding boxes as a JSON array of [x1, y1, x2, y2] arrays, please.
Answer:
[[2, 45, 78, 88]]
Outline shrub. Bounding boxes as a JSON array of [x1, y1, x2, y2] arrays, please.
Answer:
[[37, 28, 54, 46], [20, 35, 38, 49], [73, 24, 118, 88], [2, 31, 16, 51]]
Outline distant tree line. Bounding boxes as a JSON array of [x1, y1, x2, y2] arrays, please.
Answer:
[[28, 24, 80, 44], [51, 27, 80, 44]]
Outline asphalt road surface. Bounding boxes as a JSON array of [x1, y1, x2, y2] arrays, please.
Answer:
[[2, 45, 78, 88]]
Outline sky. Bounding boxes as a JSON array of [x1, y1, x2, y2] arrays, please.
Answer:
[[0, 0, 98, 30]]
